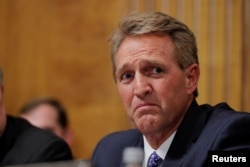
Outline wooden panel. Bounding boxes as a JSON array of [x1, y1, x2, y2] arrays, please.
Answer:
[[0, 0, 248, 161], [208, 0, 227, 104], [225, 0, 243, 109], [196, 0, 210, 103], [0, 0, 131, 159], [242, 0, 250, 111]]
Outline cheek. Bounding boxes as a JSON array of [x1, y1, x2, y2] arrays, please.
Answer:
[[117, 84, 133, 107], [117, 85, 135, 120], [154, 78, 186, 100]]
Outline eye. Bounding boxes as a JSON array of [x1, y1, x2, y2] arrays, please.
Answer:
[[152, 67, 163, 74], [121, 72, 133, 81]]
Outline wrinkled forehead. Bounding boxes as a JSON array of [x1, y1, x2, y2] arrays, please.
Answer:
[[115, 34, 176, 63]]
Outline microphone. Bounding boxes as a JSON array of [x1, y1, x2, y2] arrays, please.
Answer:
[[122, 147, 144, 167]]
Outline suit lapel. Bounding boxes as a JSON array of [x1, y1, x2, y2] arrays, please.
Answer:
[[163, 100, 212, 166]]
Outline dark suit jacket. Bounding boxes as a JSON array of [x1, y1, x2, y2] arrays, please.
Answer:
[[91, 100, 250, 167], [0, 116, 73, 166]]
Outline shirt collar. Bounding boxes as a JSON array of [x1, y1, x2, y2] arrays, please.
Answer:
[[143, 131, 176, 166]]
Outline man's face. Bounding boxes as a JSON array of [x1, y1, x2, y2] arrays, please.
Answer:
[[115, 34, 198, 135]]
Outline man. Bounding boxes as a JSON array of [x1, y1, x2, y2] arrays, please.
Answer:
[[20, 98, 74, 147], [0, 69, 73, 166], [91, 12, 250, 167]]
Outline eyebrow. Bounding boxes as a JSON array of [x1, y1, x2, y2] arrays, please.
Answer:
[[115, 63, 129, 77], [116, 59, 165, 75]]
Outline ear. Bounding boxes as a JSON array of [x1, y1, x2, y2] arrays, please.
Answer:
[[185, 64, 200, 95]]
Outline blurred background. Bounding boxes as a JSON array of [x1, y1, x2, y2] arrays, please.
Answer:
[[0, 0, 249, 160]]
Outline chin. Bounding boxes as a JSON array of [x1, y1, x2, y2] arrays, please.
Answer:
[[136, 121, 156, 134]]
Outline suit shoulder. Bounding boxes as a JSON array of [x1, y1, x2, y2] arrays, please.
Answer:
[[100, 129, 142, 145], [92, 129, 142, 167], [202, 103, 250, 144], [210, 102, 250, 122], [13, 117, 63, 144], [93, 129, 142, 156], [8, 117, 72, 162]]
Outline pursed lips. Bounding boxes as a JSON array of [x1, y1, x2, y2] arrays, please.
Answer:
[[134, 102, 158, 113]]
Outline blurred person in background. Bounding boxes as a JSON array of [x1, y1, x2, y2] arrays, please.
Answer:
[[0, 68, 73, 166], [20, 97, 74, 147]]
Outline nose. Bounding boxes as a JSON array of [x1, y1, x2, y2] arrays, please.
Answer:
[[133, 74, 152, 99]]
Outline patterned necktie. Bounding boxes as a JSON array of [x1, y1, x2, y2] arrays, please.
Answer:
[[148, 151, 163, 167]]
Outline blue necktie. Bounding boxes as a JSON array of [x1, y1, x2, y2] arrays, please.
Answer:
[[148, 151, 163, 167]]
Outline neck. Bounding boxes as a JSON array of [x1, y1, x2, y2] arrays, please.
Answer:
[[144, 107, 188, 149], [145, 128, 176, 149]]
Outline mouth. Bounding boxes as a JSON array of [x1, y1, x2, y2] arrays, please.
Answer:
[[134, 102, 158, 113]]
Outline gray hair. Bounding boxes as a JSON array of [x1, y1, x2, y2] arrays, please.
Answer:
[[109, 11, 199, 96]]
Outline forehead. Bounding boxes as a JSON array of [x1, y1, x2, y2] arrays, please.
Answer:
[[115, 34, 176, 67], [23, 104, 60, 130], [29, 104, 58, 119]]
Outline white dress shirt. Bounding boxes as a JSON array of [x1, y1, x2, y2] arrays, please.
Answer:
[[142, 131, 176, 167]]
